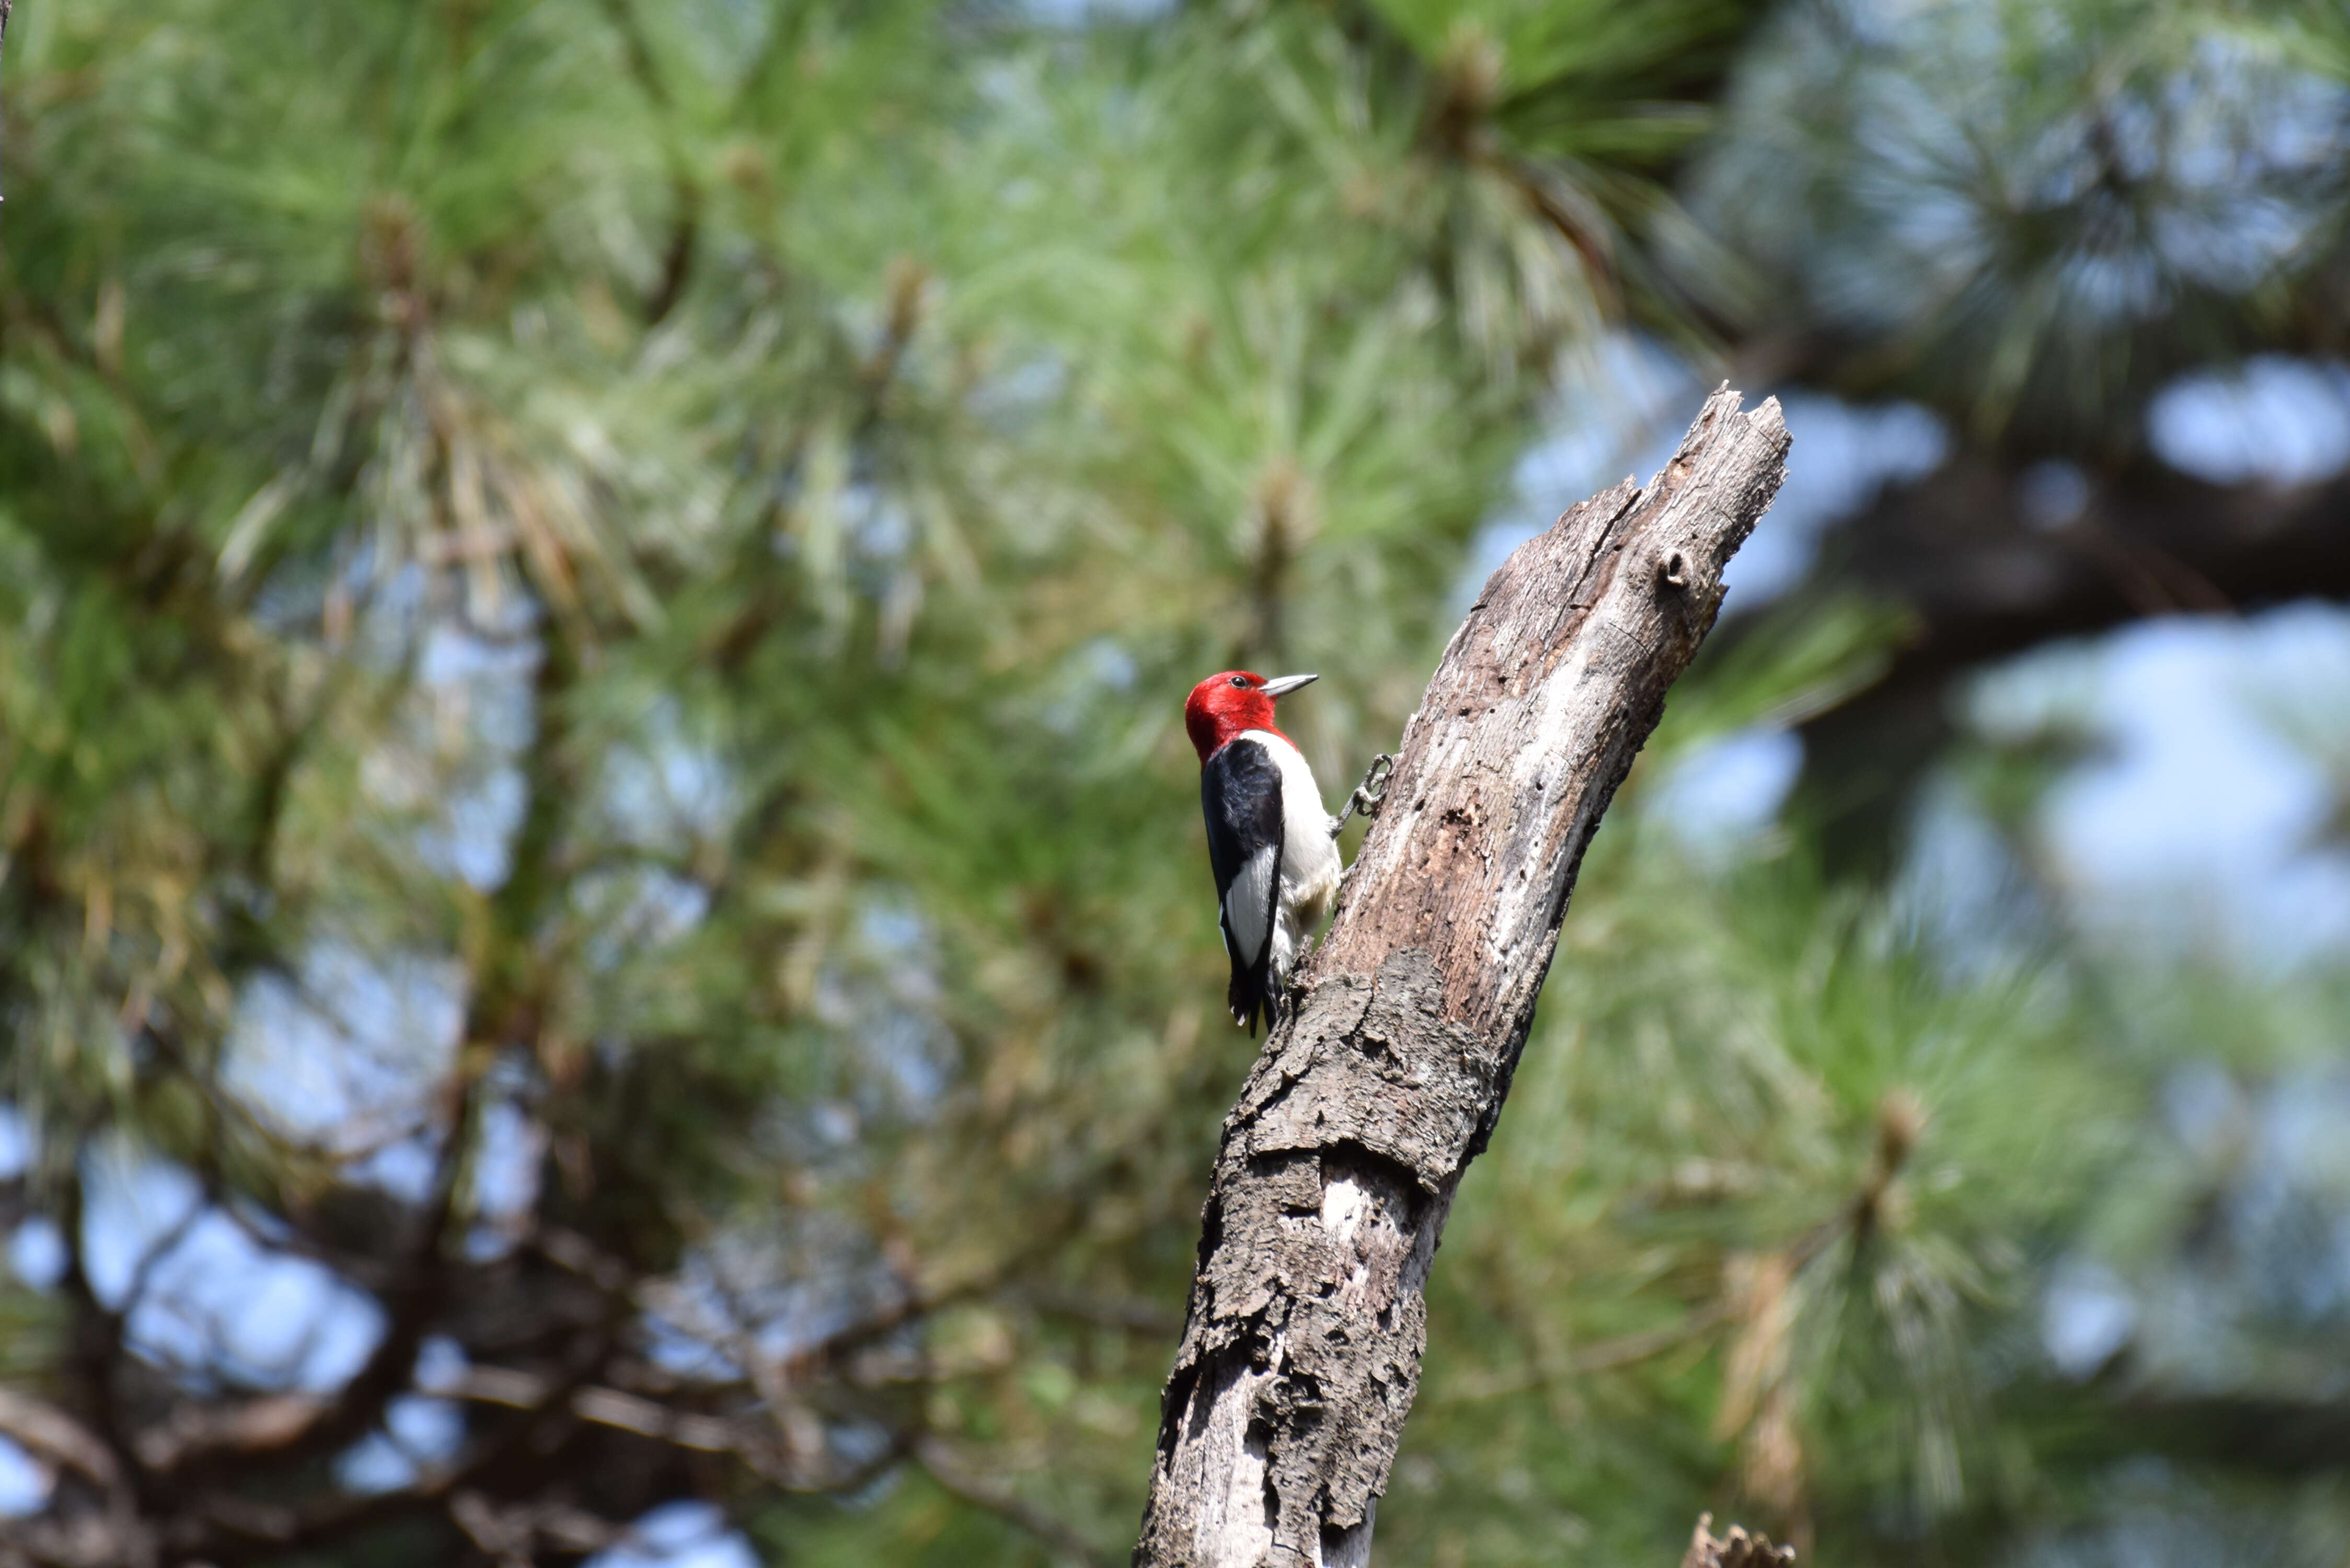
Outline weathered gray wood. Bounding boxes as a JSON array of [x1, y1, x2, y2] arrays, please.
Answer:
[[1681, 1512, 1797, 1568], [1134, 387, 1791, 1567]]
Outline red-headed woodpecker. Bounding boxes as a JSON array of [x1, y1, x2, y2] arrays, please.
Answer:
[[1184, 670, 1343, 1035]]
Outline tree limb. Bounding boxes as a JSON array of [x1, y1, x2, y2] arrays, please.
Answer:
[[0, 1390, 120, 1491], [1776, 447, 2350, 871], [1133, 387, 1790, 1565], [916, 1436, 1109, 1568], [1681, 1512, 1796, 1568]]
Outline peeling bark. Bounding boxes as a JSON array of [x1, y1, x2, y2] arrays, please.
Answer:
[[1135, 387, 1791, 1567]]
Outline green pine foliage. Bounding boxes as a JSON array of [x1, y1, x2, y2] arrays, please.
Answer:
[[3, 0, 2348, 1564], [1690, 0, 2350, 447]]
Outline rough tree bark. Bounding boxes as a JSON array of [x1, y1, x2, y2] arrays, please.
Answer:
[[1133, 387, 1791, 1567]]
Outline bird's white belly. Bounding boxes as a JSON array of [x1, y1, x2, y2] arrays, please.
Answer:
[[1238, 728, 1341, 936]]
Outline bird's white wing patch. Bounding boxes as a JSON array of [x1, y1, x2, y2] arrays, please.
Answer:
[[1222, 843, 1280, 970]]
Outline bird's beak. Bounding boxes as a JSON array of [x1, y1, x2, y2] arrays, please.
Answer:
[[1259, 673, 1318, 699]]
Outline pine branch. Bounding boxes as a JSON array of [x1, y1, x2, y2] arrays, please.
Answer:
[[1777, 445, 2350, 872], [916, 1437, 1109, 1568]]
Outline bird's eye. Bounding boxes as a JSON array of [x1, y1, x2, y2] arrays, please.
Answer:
[[1230, 676, 1248, 688]]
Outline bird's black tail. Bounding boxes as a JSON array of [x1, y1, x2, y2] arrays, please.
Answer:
[[1227, 958, 1281, 1038]]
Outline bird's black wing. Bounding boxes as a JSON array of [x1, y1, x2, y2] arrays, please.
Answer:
[[1201, 737, 1285, 1035]]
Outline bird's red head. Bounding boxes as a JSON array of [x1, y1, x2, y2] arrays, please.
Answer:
[[1184, 671, 1318, 761]]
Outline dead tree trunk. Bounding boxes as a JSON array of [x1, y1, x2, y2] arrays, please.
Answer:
[[1134, 387, 1791, 1567]]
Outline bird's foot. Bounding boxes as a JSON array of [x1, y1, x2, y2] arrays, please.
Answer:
[[1330, 753, 1396, 838]]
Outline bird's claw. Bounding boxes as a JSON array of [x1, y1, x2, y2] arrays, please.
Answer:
[[1330, 753, 1396, 838]]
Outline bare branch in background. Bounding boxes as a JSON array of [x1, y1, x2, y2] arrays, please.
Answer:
[[917, 1436, 1109, 1568]]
